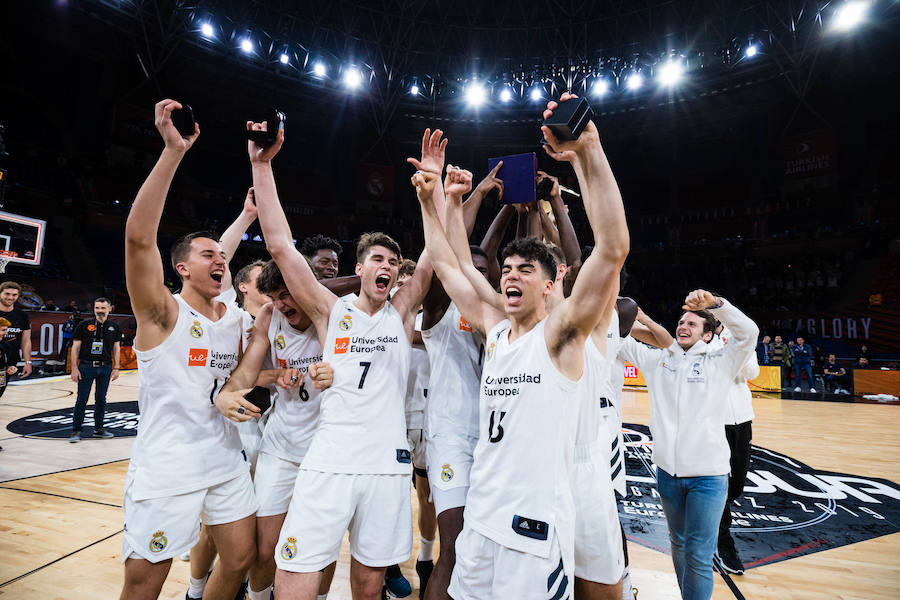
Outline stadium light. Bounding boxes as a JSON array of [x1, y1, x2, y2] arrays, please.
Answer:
[[240, 38, 253, 53], [657, 61, 684, 87], [745, 44, 758, 58], [312, 62, 327, 77], [200, 22, 214, 38], [343, 67, 363, 89], [625, 71, 643, 91], [591, 78, 610, 98], [410, 84, 420, 96], [832, 1, 870, 32], [464, 81, 487, 107], [499, 87, 513, 102], [280, 53, 290, 64], [529, 85, 544, 101]]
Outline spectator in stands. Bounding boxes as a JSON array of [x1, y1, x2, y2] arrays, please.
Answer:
[[768, 335, 793, 388], [69, 297, 121, 443], [59, 314, 75, 362], [0, 281, 33, 378], [857, 344, 871, 363], [792, 337, 816, 393], [40, 298, 60, 311], [756, 335, 771, 365], [299, 233, 342, 279], [823, 354, 850, 394], [67, 299, 78, 312], [854, 356, 872, 370]]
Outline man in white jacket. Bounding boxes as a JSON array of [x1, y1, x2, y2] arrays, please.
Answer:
[[708, 325, 759, 576], [619, 290, 759, 600]]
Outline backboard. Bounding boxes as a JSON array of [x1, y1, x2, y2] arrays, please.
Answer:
[[0, 210, 47, 268]]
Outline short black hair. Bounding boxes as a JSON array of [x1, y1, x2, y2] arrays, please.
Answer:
[[94, 297, 111, 305], [683, 309, 718, 335], [470, 245, 489, 261], [300, 234, 342, 259], [170, 231, 218, 279], [255, 260, 286, 296], [233, 260, 267, 305], [544, 243, 566, 268], [500, 237, 557, 280]]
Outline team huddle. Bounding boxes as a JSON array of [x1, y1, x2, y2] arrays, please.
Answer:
[[120, 94, 758, 600]]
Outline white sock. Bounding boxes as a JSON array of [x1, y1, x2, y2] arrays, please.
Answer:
[[418, 535, 435, 562], [187, 573, 209, 598], [317, 595, 328, 600], [621, 568, 633, 600], [248, 584, 272, 600]]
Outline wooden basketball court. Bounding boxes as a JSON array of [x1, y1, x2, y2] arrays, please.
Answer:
[[1, 372, 898, 599]]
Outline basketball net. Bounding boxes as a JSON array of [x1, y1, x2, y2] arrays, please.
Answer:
[[0, 257, 9, 274]]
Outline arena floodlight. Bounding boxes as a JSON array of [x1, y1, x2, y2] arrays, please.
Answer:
[[529, 85, 544, 101], [500, 87, 513, 102], [313, 62, 327, 77], [591, 78, 610, 98], [745, 44, 759, 58], [200, 22, 214, 38], [657, 61, 684, 87], [280, 53, 290, 64], [410, 84, 420, 96], [832, 1, 870, 32], [464, 81, 487, 107], [343, 67, 363, 89], [625, 71, 643, 91], [240, 38, 254, 53]]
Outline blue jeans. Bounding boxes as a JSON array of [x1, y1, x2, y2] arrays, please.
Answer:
[[72, 364, 112, 432], [656, 468, 728, 600], [794, 362, 814, 389]]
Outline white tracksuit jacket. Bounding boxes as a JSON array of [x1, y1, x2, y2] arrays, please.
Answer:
[[708, 326, 759, 426], [618, 299, 760, 477]]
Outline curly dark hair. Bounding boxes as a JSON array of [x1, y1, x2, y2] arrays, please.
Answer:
[[300, 234, 342, 259], [500, 237, 557, 280]]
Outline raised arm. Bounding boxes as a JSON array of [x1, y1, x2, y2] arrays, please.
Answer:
[[218, 187, 258, 291], [443, 166, 506, 312], [630, 307, 675, 349], [542, 172, 583, 296], [479, 204, 514, 287], [125, 100, 196, 346], [247, 121, 336, 337], [415, 170, 503, 337], [686, 290, 760, 378], [544, 95, 629, 364]]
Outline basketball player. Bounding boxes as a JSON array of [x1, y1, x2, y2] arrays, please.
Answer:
[[300, 234, 342, 280], [416, 92, 630, 599], [419, 168, 502, 600], [618, 294, 759, 600], [120, 99, 256, 600], [248, 121, 445, 600]]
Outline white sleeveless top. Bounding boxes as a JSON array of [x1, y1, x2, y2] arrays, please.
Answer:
[[259, 310, 324, 462], [130, 294, 245, 500], [421, 302, 483, 439], [465, 319, 580, 563], [575, 335, 611, 444], [301, 297, 411, 474], [405, 312, 429, 429]]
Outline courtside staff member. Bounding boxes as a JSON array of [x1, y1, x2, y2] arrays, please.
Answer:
[[70, 297, 121, 442]]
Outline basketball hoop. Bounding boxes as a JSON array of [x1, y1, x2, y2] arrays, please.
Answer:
[[0, 256, 9, 273]]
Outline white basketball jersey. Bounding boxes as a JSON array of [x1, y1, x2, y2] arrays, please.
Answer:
[[259, 310, 324, 462], [130, 294, 245, 500], [405, 312, 429, 429], [421, 302, 483, 438], [465, 319, 580, 562], [574, 336, 610, 444], [301, 297, 411, 474]]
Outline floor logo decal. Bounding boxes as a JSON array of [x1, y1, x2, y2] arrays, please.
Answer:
[[619, 423, 900, 568], [7, 401, 140, 439]]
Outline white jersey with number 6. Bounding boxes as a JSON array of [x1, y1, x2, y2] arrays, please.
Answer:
[[301, 297, 411, 474], [130, 294, 245, 500], [464, 319, 580, 567], [260, 309, 324, 463]]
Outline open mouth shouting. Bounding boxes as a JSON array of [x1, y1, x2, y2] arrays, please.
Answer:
[[505, 284, 523, 306], [375, 273, 391, 293], [210, 269, 224, 287]]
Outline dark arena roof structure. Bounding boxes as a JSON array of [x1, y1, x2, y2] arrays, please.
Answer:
[[0, 0, 898, 351]]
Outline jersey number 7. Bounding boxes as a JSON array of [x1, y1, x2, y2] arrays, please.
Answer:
[[358, 361, 372, 389]]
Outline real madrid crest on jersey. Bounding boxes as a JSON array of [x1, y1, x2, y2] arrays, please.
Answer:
[[275, 334, 286, 350], [486, 341, 496, 362], [441, 463, 454, 482], [190, 320, 204, 339], [149, 530, 168, 553], [281, 536, 298, 560], [339, 314, 353, 331]]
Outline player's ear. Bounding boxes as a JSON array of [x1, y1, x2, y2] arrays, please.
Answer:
[[355, 263, 363, 277]]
